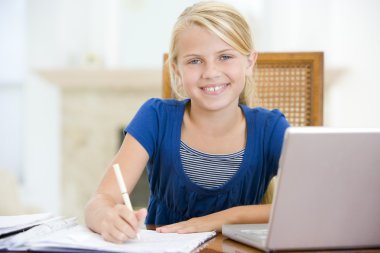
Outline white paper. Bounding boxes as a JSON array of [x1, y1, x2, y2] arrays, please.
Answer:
[[2, 217, 77, 249], [24, 225, 216, 253], [0, 213, 56, 236]]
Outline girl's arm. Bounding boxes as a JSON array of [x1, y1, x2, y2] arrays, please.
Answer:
[[156, 204, 272, 233], [85, 134, 149, 243]]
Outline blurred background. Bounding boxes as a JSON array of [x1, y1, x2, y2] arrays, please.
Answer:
[[1, 0, 379, 221]]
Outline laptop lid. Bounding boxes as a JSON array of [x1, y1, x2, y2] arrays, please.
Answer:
[[267, 127, 380, 250]]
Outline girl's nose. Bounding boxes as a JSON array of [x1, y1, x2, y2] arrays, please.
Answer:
[[201, 62, 221, 79]]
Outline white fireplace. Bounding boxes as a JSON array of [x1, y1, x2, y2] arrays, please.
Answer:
[[37, 68, 160, 220]]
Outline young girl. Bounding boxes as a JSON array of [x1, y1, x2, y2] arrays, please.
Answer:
[[85, 1, 289, 243]]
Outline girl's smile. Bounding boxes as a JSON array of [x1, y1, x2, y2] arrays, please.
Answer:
[[201, 83, 229, 95]]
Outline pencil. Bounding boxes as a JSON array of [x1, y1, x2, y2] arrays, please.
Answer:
[[113, 163, 140, 239]]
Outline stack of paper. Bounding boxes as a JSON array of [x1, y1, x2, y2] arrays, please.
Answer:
[[0, 213, 216, 253]]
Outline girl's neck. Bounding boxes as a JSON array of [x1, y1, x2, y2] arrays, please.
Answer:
[[185, 101, 244, 136], [181, 100, 246, 154]]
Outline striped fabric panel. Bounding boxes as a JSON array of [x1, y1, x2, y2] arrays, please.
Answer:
[[180, 141, 244, 189]]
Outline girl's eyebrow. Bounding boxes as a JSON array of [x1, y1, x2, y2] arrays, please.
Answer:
[[216, 49, 235, 54], [182, 54, 201, 59], [182, 49, 236, 59]]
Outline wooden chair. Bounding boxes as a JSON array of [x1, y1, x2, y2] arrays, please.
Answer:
[[162, 52, 324, 203]]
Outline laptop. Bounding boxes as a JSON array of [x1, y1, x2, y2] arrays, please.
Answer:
[[223, 127, 380, 251]]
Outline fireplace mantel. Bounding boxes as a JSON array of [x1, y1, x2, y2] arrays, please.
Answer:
[[36, 68, 161, 92]]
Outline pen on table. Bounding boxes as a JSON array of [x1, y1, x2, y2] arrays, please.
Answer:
[[0, 225, 38, 239], [113, 163, 140, 240]]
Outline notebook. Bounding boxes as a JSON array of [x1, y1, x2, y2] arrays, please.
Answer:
[[223, 127, 380, 251], [1, 219, 215, 253]]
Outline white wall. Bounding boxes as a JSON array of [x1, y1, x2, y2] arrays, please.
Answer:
[[0, 86, 23, 176], [257, 0, 380, 127], [0, 0, 62, 213], [0, 0, 25, 178], [327, 0, 380, 127], [0, 0, 26, 82], [21, 75, 61, 213]]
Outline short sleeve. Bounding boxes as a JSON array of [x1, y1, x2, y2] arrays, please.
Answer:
[[124, 98, 160, 158], [266, 109, 290, 176]]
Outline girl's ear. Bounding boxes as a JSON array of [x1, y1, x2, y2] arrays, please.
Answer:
[[246, 52, 257, 75], [171, 62, 183, 87], [171, 62, 180, 77]]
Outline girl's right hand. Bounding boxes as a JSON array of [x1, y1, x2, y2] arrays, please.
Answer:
[[99, 204, 147, 243]]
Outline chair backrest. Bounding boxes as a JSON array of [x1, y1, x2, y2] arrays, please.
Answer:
[[162, 52, 324, 126]]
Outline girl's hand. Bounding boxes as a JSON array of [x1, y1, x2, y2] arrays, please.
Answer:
[[155, 205, 271, 234], [99, 205, 147, 243], [156, 215, 221, 233]]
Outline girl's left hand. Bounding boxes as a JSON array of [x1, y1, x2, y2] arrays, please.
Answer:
[[155, 205, 270, 234], [156, 215, 221, 233]]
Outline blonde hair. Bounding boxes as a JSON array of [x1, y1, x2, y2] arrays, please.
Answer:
[[168, 1, 255, 106]]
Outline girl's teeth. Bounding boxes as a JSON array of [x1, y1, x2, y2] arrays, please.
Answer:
[[204, 85, 225, 92]]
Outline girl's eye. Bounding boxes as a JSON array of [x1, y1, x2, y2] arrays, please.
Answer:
[[188, 59, 201, 65], [220, 55, 233, 61]]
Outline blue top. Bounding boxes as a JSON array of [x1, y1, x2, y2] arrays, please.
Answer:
[[125, 98, 289, 225]]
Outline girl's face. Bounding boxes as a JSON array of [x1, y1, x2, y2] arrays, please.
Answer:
[[173, 25, 255, 112]]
